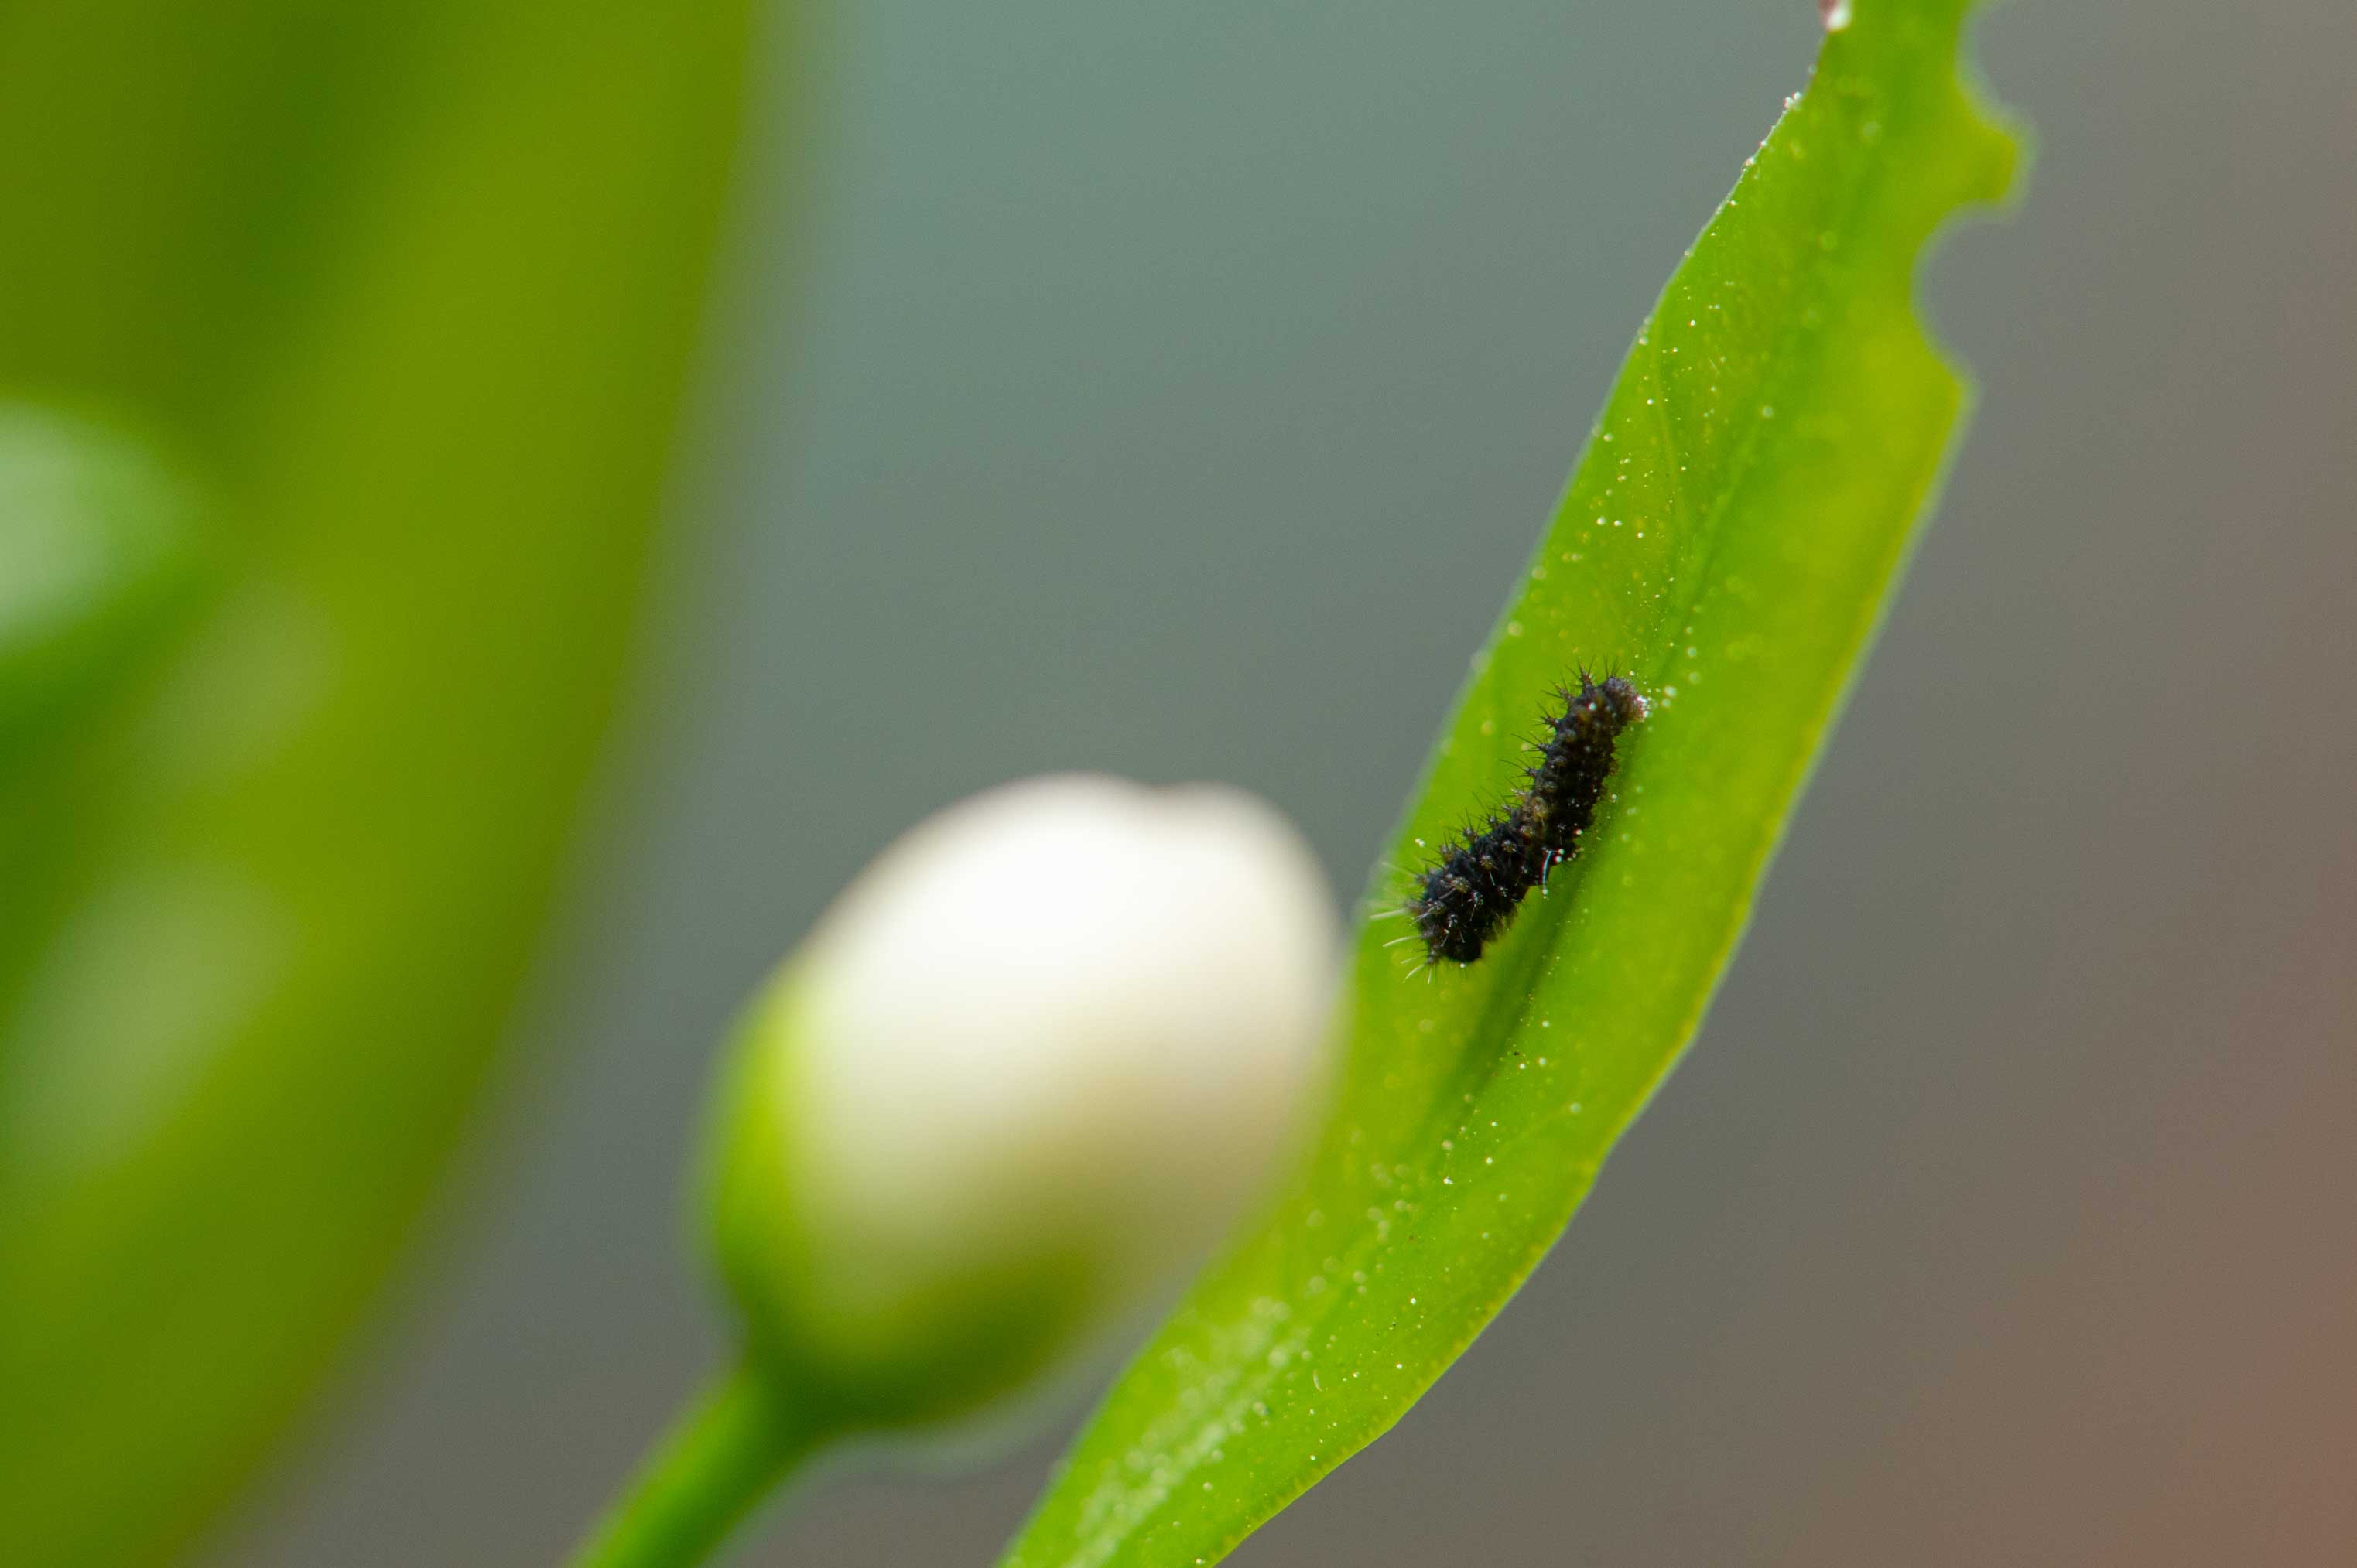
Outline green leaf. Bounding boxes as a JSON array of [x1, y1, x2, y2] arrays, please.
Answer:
[[0, 5, 775, 1564], [997, 5, 2018, 1565], [0, 408, 207, 762]]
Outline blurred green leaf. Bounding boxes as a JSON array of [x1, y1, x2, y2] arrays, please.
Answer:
[[0, 408, 206, 760], [0, 4, 768, 1563], [997, 5, 2017, 1565]]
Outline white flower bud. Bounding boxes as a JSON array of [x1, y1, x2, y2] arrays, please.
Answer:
[[708, 774, 1340, 1429]]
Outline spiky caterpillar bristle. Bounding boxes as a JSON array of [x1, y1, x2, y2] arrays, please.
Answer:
[[1405, 673, 1647, 968]]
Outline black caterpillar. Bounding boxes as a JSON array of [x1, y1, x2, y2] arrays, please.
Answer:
[[1403, 673, 1647, 968]]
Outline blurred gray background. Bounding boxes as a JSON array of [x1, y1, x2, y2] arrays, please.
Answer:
[[213, 0, 2357, 1563]]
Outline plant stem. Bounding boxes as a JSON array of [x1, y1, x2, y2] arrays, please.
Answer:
[[570, 1363, 829, 1568]]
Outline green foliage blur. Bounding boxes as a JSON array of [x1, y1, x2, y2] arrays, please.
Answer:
[[0, 5, 761, 1564]]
